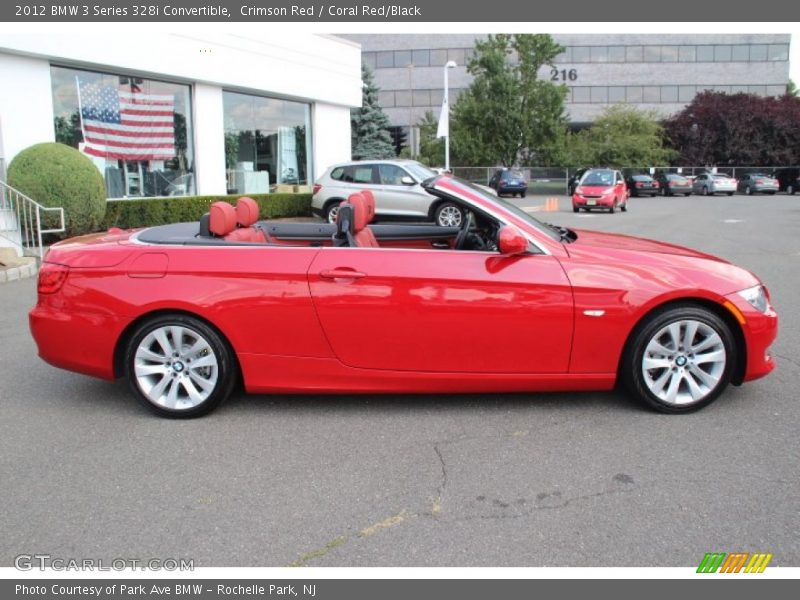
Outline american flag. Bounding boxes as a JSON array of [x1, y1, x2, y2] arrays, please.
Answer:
[[78, 80, 176, 161]]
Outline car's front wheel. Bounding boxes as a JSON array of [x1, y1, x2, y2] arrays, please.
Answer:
[[126, 314, 237, 418], [622, 305, 735, 413], [435, 202, 464, 227]]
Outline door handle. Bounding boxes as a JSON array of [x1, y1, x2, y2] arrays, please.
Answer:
[[319, 268, 366, 280], [431, 241, 450, 248]]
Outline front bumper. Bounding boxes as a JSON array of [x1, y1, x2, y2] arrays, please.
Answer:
[[723, 292, 779, 383], [573, 194, 614, 208]]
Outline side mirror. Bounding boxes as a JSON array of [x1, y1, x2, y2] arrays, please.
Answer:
[[400, 175, 415, 185], [497, 226, 528, 255]]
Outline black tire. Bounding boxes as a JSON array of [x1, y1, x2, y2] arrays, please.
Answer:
[[726, 192, 734, 196], [609, 201, 616, 214], [621, 304, 736, 414], [621, 201, 628, 212], [573, 205, 579, 213], [126, 314, 237, 418], [324, 201, 343, 224], [684, 193, 692, 197], [434, 201, 465, 227], [745, 186, 752, 196]]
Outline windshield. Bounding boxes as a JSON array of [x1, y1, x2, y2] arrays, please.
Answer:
[[712, 174, 732, 179], [580, 170, 615, 186], [441, 178, 561, 242], [404, 162, 438, 182]]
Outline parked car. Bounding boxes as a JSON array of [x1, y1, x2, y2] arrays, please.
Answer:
[[30, 177, 777, 417], [738, 173, 779, 195], [771, 169, 800, 195], [654, 172, 693, 196], [312, 159, 467, 227], [489, 168, 528, 197], [692, 172, 737, 196], [572, 169, 628, 213], [626, 174, 660, 197]]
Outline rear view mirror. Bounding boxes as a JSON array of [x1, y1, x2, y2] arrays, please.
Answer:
[[498, 226, 528, 255], [400, 176, 415, 185]]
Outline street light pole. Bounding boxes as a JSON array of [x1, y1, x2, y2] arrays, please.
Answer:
[[443, 60, 456, 172], [407, 63, 415, 157]]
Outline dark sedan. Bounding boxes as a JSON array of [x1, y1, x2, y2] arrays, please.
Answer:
[[771, 169, 800, 195], [626, 174, 660, 197], [654, 172, 693, 196], [489, 169, 528, 197]]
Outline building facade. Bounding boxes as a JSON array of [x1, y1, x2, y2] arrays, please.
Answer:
[[343, 33, 791, 147], [0, 33, 361, 199]]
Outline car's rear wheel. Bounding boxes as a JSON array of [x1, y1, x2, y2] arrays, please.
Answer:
[[727, 192, 734, 196], [435, 202, 464, 227], [622, 305, 735, 413], [325, 202, 342, 224], [787, 184, 795, 195], [745, 186, 752, 195], [126, 314, 236, 418]]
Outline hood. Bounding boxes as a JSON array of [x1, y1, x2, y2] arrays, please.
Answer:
[[575, 185, 614, 195], [569, 229, 727, 262]]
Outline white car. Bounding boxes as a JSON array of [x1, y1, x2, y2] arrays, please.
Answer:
[[311, 160, 468, 226], [692, 172, 737, 196]]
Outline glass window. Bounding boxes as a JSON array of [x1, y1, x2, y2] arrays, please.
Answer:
[[412, 49, 430, 66], [769, 44, 789, 61], [749, 44, 768, 61], [362, 52, 377, 70], [572, 47, 591, 62], [643, 46, 661, 62], [222, 91, 312, 192], [732, 45, 749, 61], [352, 165, 376, 184], [430, 89, 444, 107], [430, 49, 448, 66], [572, 87, 591, 103], [378, 164, 408, 186], [412, 89, 431, 107], [448, 48, 465, 65], [607, 46, 625, 62], [394, 90, 411, 107], [591, 86, 608, 103], [679, 85, 696, 102], [626, 46, 643, 62], [394, 50, 412, 67], [696, 46, 714, 61], [378, 90, 395, 108], [626, 86, 643, 102], [50, 65, 194, 199], [679, 46, 696, 62], [767, 85, 786, 97], [376, 51, 394, 68], [608, 87, 626, 103], [643, 86, 660, 103], [661, 85, 679, 102], [590, 46, 608, 63], [661, 46, 679, 62], [714, 45, 732, 62]]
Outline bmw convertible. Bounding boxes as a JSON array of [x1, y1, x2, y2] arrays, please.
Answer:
[[29, 176, 778, 418]]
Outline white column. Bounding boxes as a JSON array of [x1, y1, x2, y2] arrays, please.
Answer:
[[0, 53, 55, 165], [312, 102, 353, 180], [192, 83, 226, 196]]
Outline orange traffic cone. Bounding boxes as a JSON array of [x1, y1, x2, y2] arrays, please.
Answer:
[[543, 197, 559, 212]]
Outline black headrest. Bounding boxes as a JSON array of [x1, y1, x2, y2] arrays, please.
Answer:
[[198, 213, 211, 237], [332, 203, 355, 247]]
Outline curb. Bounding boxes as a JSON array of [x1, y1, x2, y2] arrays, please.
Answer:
[[0, 261, 38, 283]]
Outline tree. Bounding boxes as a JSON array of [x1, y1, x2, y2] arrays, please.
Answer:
[[411, 111, 445, 167], [351, 64, 395, 160], [787, 79, 798, 97], [563, 105, 676, 168], [663, 91, 800, 165], [450, 34, 568, 167]]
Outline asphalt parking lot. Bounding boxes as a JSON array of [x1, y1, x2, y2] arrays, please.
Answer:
[[1, 193, 798, 568]]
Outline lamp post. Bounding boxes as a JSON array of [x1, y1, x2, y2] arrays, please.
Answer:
[[443, 60, 456, 172], [407, 63, 415, 157]]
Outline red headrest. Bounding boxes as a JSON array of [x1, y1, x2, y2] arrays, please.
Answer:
[[209, 201, 237, 236], [359, 190, 376, 223], [236, 197, 260, 226], [347, 193, 370, 233]]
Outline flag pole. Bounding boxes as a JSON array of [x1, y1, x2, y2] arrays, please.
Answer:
[[75, 76, 87, 145], [443, 61, 456, 172]]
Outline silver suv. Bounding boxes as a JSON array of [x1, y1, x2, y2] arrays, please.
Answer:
[[312, 159, 466, 226]]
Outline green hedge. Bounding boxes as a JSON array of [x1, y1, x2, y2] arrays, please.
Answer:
[[101, 193, 312, 230]]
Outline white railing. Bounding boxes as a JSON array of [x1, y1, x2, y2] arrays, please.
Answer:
[[0, 180, 65, 260]]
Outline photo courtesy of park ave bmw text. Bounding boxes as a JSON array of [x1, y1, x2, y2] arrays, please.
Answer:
[[0, 0, 798, 596]]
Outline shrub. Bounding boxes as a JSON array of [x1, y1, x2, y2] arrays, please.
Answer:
[[7, 143, 107, 237], [102, 193, 312, 230]]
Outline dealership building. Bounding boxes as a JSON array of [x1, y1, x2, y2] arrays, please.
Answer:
[[343, 33, 791, 149], [0, 33, 361, 200]]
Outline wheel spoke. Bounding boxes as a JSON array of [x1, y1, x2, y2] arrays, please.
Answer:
[[646, 340, 673, 357], [688, 363, 720, 389], [667, 323, 682, 350], [135, 363, 168, 377], [682, 321, 699, 349], [694, 349, 725, 365], [682, 371, 706, 401], [169, 326, 185, 354], [137, 347, 167, 362], [691, 336, 719, 353], [149, 372, 172, 400], [649, 369, 672, 396], [164, 379, 180, 408], [188, 370, 216, 392], [643, 356, 671, 370], [191, 354, 216, 369], [663, 371, 682, 403], [153, 328, 173, 356], [180, 378, 204, 405]]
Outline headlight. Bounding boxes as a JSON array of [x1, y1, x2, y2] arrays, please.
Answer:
[[602, 187, 614, 194], [737, 285, 769, 313]]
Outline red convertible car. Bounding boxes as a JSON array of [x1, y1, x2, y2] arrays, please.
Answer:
[[30, 176, 777, 418]]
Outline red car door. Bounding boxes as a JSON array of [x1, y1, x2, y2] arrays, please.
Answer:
[[307, 248, 574, 374]]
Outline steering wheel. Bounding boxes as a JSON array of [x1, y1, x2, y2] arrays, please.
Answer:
[[454, 211, 475, 250]]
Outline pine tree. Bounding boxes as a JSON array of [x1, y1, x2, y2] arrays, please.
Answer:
[[351, 64, 396, 160]]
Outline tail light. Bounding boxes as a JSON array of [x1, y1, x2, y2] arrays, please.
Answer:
[[38, 263, 69, 294], [756, 179, 764, 185], [669, 181, 675, 187], [636, 182, 643, 188], [312, 184, 322, 195], [653, 181, 660, 187]]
